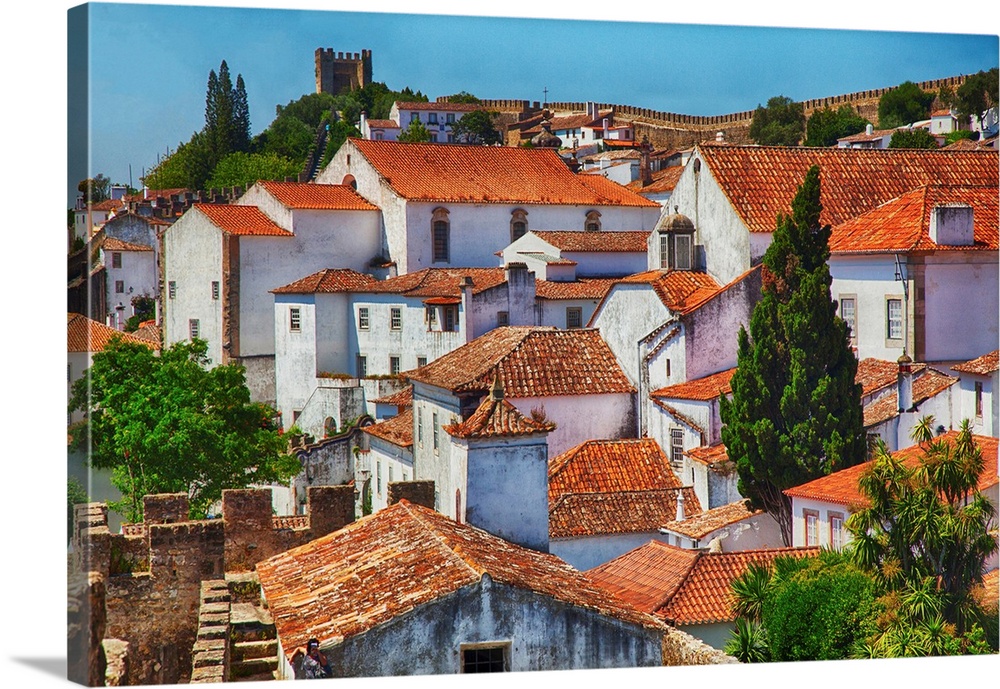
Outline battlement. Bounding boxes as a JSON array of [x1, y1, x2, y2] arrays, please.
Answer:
[[315, 46, 372, 95]]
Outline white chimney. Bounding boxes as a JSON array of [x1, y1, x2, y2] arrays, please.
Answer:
[[866, 123, 873, 136], [897, 354, 914, 413], [675, 490, 686, 522], [715, 131, 724, 142], [603, 118, 609, 138], [360, 111, 367, 137], [929, 204, 974, 246], [587, 101, 596, 119]]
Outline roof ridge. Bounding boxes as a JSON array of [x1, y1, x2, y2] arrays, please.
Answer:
[[402, 502, 486, 580], [651, 550, 704, 616]]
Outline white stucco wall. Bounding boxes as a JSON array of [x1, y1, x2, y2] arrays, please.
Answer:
[[103, 250, 157, 328], [830, 255, 908, 362], [538, 298, 604, 330], [274, 294, 318, 427], [921, 255, 999, 362], [550, 532, 670, 571], [509, 393, 635, 456], [369, 436, 414, 513], [955, 372, 998, 438], [562, 250, 647, 278], [592, 285, 673, 388], [790, 496, 852, 549]]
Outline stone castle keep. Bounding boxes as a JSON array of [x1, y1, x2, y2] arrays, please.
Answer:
[[315, 48, 372, 95]]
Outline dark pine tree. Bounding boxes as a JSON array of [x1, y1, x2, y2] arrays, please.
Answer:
[[233, 74, 251, 153], [719, 165, 866, 545]]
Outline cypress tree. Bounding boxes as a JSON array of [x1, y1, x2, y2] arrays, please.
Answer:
[[720, 165, 865, 546], [233, 74, 251, 153]]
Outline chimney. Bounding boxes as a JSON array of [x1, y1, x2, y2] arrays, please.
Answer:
[[928, 204, 974, 246], [866, 123, 874, 136], [360, 111, 367, 136], [715, 131, 725, 143], [587, 101, 596, 119], [897, 354, 914, 413], [603, 118, 609, 139], [675, 490, 686, 522], [640, 136, 653, 186], [459, 275, 474, 343], [490, 374, 504, 402]]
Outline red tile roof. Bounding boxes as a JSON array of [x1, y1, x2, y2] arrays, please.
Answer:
[[944, 137, 995, 151], [695, 144, 999, 234], [361, 408, 413, 448], [193, 204, 292, 236], [271, 268, 379, 294], [534, 278, 618, 301], [522, 111, 614, 135], [651, 368, 735, 401], [258, 181, 379, 211], [548, 439, 683, 503], [785, 431, 999, 507], [829, 185, 998, 254], [575, 174, 659, 207], [371, 385, 413, 408], [617, 270, 722, 315], [626, 166, 685, 194], [67, 312, 158, 352], [530, 230, 649, 253], [685, 444, 730, 467], [256, 500, 664, 655], [395, 100, 484, 113], [103, 237, 153, 252], [837, 128, 896, 143], [406, 327, 635, 397], [863, 368, 958, 427], [952, 350, 1000, 376], [549, 488, 701, 539], [366, 119, 399, 129], [444, 394, 554, 439], [585, 541, 700, 613], [367, 267, 508, 297], [856, 357, 925, 397], [660, 499, 762, 539], [345, 139, 658, 206]]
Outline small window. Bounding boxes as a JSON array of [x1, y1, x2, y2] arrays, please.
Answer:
[[426, 306, 437, 328], [804, 510, 820, 546], [497, 311, 509, 327], [111, 252, 122, 269], [428, 113, 438, 124], [673, 234, 692, 271], [189, 319, 200, 340], [115, 280, 125, 294], [886, 298, 903, 340], [461, 644, 508, 673], [433, 220, 449, 262], [510, 209, 528, 242], [358, 307, 370, 330], [585, 210, 601, 232], [659, 234, 669, 269], [433, 412, 439, 451], [566, 307, 582, 329], [388, 465, 394, 483], [390, 307, 402, 330], [447, 134, 455, 143], [430, 133, 438, 143], [830, 512, 845, 550], [289, 307, 301, 332], [417, 407, 423, 445], [357, 355, 367, 378], [211, 281, 220, 300], [374, 131, 383, 141], [389, 356, 400, 375], [376, 460, 383, 496], [670, 428, 684, 467], [410, 112, 419, 123], [417, 356, 428, 368], [444, 306, 457, 332], [665, 359, 671, 379], [839, 297, 857, 343], [446, 113, 455, 124], [168, 281, 176, 299], [975, 381, 983, 419]]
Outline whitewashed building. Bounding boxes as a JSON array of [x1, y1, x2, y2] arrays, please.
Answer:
[[316, 139, 661, 274], [362, 409, 415, 513], [951, 350, 999, 438], [387, 100, 486, 143], [501, 230, 649, 279], [862, 359, 959, 452], [101, 237, 157, 330], [658, 499, 783, 553]]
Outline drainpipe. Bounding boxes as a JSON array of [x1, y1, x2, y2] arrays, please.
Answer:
[[459, 276, 474, 343]]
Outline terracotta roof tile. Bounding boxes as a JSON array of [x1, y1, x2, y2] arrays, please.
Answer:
[[785, 431, 999, 506], [660, 499, 762, 539], [548, 438, 683, 503], [549, 488, 701, 539], [837, 128, 897, 143], [952, 350, 999, 376], [685, 444, 730, 467], [534, 278, 618, 301], [625, 166, 685, 193], [863, 368, 958, 427], [695, 144, 998, 234], [585, 541, 700, 613], [444, 395, 553, 439], [371, 385, 413, 407], [103, 237, 153, 252], [194, 204, 292, 236], [132, 322, 161, 347], [855, 357, 925, 396], [366, 119, 399, 129], [258, 181, 379, 210], [366, 268, 508, 297], [256, 500, 664, 655], [67, 312, 158, 352], [361, 408, 413, 448], [830, 185, 998, 254], [651, 368, 735, 401], [516, 251, 577, 265], [583, 150, 642, 162], [395, 101, 484, 113], [406, 327, 635, 397], [271, 268, 379, 294], [618, 270, 722, 314], [145, 187, 189, 200], [657, 547, 820, 624], [345, 139, 658, 206], [943, 137, 994, 151], [575, 174, 659, 207], [530, 230, 649, 252]]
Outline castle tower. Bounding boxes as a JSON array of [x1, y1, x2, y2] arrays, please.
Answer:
[[315, 48, 372, 95]]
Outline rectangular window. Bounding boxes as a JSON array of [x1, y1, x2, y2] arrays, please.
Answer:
[[461, 644, 509, 673], [447, 134, 455, 143], [377, 460, 383, 496], [430, 133, 438, 143], [168, 281, 176, 299], [390, 307, 402, 330], [673, 234, 692, 271], [417, 407, 423, 445], [389, 356, 400, 375], [289, 307, 301, 332], [446, 113, 455, 124], [433, 412, 439, 451], [189, 319, 200, 340], [975, 381, 984, 419], [357, 355, 367, 378], [659, 234, 669, 269], [497, 311, 509, 327], [444, 307, 457, 332], [388, 465, 394, 483], [410, 112, 419, 123], [839, 296, 857, 343], [211, 281, 220, 300], [433, 221, 449, 262], [111, 252, 122, 269], [566, 307, 583, 329], [886, 298, 903, 340], [830, 512, 845, 550], [115, 280, 125, 293], [665, 359, 671, 379], [428, 113, 438, 124], [417, 356, 428, 368], [804, 510, 820, 546], [358, 307, 370, 330], [426, 306, 437, 329], [670, 428, 684, 467]]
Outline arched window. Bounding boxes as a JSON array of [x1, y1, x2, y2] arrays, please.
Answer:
[[342, 174, 357, 190], [431, 207, 450, 263], [585, 210, 602, 232], [510, 209, 528, 243]]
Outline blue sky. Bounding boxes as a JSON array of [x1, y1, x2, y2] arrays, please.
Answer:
[[75, 1, 998, 202]]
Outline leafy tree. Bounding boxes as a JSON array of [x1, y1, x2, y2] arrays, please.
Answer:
[[719, 166, 866, 545], [451, 109, 502, 145], [78, 174, 111, 203], [206, 151, 301, 189], [804, 105, 870, 147], [877, 81, 934, 128], [273, 93, 338, 128], [397, 117, 432, 143], [445, 91, 482, 104], [847, 418, 997, 634], [68, 338, 299, 522], [944, 130, 974, 145], [888, 128, 939, 149], [255, 115, 316, 163], [123, 296, 155, 332], [748, 96, 805, 146], [320, 120, 361, 168], [954, 68, 999, 128]]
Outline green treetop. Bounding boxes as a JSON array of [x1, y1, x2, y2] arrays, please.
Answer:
[[719, 165, 866, 545], [954, 68, 999, 128], [397, 117, 432, 143], [804, 105, 870, 147], [749, 96, 805, 146], [878, 81, 934, 129], [451, 109, 503, 145]]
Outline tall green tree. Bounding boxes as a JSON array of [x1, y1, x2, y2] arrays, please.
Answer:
[[878, 81, 935, 128], [804, 105, 870, 147], [888, 128, 939, 149], [719, 166, 866, 545], [748, 96, 805, 146], [451, 109, 502, 145], [78, 174, 111, 203], [69, 338, 299, 522], [445, 91, 482, 104], [397, 117, 432, 143], [954, 68, 999, 129]]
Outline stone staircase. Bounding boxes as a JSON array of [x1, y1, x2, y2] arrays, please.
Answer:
[[190, 580, 230, 683], [227, 574, 279, 682]]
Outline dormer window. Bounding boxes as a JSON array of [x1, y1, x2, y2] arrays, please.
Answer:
[[655, 209, 695, 271]]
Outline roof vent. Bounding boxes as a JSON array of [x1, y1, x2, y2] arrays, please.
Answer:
[[929, 204, 974, 246], [866, 123, 873, 135]]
